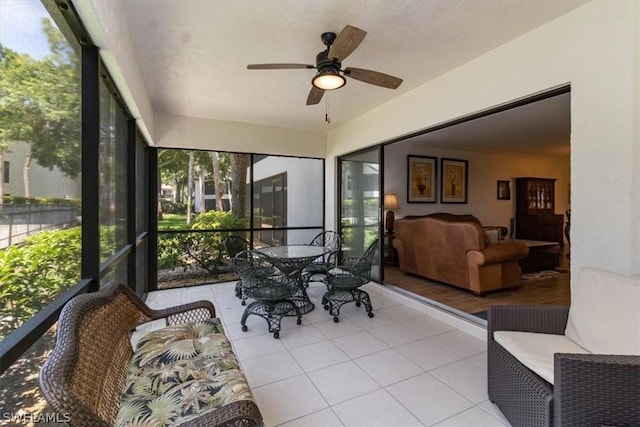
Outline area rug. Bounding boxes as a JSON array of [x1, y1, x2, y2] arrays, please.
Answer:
[[521, 268, 569, 281]]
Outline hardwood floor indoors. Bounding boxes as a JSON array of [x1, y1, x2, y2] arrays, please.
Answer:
[[382, 246, 570, 315]]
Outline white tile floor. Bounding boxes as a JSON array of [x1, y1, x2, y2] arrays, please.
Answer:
[[140, 281, 512, 427]]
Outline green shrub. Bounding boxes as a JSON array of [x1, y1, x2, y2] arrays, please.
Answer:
[[186, 211, 249, 273], [160, 199, 186, 214], [157, 211, 250, 274], [0, 227, 81, 340], [157, 232, 191, 271]]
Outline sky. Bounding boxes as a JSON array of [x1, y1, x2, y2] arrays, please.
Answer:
[[0, 0, 53, 59]]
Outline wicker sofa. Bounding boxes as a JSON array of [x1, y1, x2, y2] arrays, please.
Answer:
[[392, 213, 528, 295], [488, 267, 640, 427], [40, 281, 263, 427]]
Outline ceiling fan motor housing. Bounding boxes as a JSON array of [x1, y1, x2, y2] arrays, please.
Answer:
[[320, 32, 337, 47], [316, 49, 341, 72], [317, 32, 342, 71]]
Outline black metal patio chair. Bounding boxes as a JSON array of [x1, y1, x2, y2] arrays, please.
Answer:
[[322, 239, 378, 323], [233, 250, 302, 338], [301, 231, 342, 287], [224, 235, 250, 303]]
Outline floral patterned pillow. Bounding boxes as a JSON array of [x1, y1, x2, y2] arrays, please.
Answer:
[[115, 319, 254, 427]]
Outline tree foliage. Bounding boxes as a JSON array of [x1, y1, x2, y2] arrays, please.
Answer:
[[0, 18, 81, 199], [159, 149, 233, 224], [30, 19, 81, 178], [158, 211, 249, 274]]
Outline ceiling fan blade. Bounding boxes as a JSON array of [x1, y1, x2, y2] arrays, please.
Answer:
[[247, 63, 314, 70], [344, 67, 403, 89], [328, 25, 367, 62], [306, 86, 324, 105]]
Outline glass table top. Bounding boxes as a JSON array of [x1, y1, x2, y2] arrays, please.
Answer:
[[255, 244, 329, 260]]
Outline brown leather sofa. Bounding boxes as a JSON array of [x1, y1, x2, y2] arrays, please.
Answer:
[[392, 213, 529, 296]]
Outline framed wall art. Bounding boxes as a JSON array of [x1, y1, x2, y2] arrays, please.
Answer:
[[440, 158, 468, 203], [497, 180, 511, 200], [407, 155, 437, 203]]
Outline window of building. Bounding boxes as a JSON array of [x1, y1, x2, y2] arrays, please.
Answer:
[[3, 161, 9, 184]]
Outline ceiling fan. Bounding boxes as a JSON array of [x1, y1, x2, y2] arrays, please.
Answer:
[[247, 25, 403, 105]]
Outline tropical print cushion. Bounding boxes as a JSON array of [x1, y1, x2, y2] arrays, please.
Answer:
[[115, 318, 254, 427]]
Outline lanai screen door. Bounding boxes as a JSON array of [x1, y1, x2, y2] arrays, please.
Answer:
[[338, 147, 381, 282]]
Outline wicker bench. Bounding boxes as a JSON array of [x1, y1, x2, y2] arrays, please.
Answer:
[[40, 281, 263, 426]]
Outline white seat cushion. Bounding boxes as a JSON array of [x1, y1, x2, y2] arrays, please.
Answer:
[[494, 331, 589, 384], [564, 267, 640, 355]]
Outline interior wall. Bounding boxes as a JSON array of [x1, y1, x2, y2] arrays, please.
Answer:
[[384, 144, 570, 241], [326, 1, 640, 278]]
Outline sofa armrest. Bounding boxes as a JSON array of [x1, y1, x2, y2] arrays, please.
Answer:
[[554, 353, 640, 426], [488, 305, 569, 340], [145, 300, 216, 327], [467, 241, 529, 266]]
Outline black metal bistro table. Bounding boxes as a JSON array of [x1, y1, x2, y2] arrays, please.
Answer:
[[255, 244, 330, 315]]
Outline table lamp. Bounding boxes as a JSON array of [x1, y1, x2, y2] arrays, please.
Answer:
[[383, 193, 400, 234]]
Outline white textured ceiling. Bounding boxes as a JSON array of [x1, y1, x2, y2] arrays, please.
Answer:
[[405, 92, 571, 158], [121, 0, 584, 153]]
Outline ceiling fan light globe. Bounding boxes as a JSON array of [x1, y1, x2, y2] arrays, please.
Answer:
[[312, 70, 346, 90]]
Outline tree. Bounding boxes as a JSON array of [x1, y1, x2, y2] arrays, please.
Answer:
[[31, 19, 81, 178], [210, 152, 224, 211], [197, 162, 206, 213], [186, 151, 194, 225], [0, 18, 81, 200], [0, 46, 45, 200], [158, 149, 189, 219], [194, 150, 212, 214], [230, 153, 250, 220]]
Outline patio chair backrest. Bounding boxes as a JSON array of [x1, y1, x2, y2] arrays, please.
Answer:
[[224, 235, 249, 258], [39, 282, 155, 425], [309, 231, 342, 265], [349, 239, 379, 282], [233, 250, 301, 301], [309, 231, 341, 252]]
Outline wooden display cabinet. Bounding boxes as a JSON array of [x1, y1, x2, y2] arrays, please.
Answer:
[[515, 177, 564, 245]]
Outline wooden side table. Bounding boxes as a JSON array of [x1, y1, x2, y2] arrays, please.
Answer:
[[384, 233, 398, 266]]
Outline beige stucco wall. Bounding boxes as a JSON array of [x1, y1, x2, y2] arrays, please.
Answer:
[[384, 143, 570, 241], [327, 1, 640, 278]]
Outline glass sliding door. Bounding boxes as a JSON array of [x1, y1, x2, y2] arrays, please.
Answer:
[[338, 147, 381, 282]]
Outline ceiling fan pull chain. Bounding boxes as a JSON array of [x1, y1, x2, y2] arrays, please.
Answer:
[[325, 92, 331, 124]]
